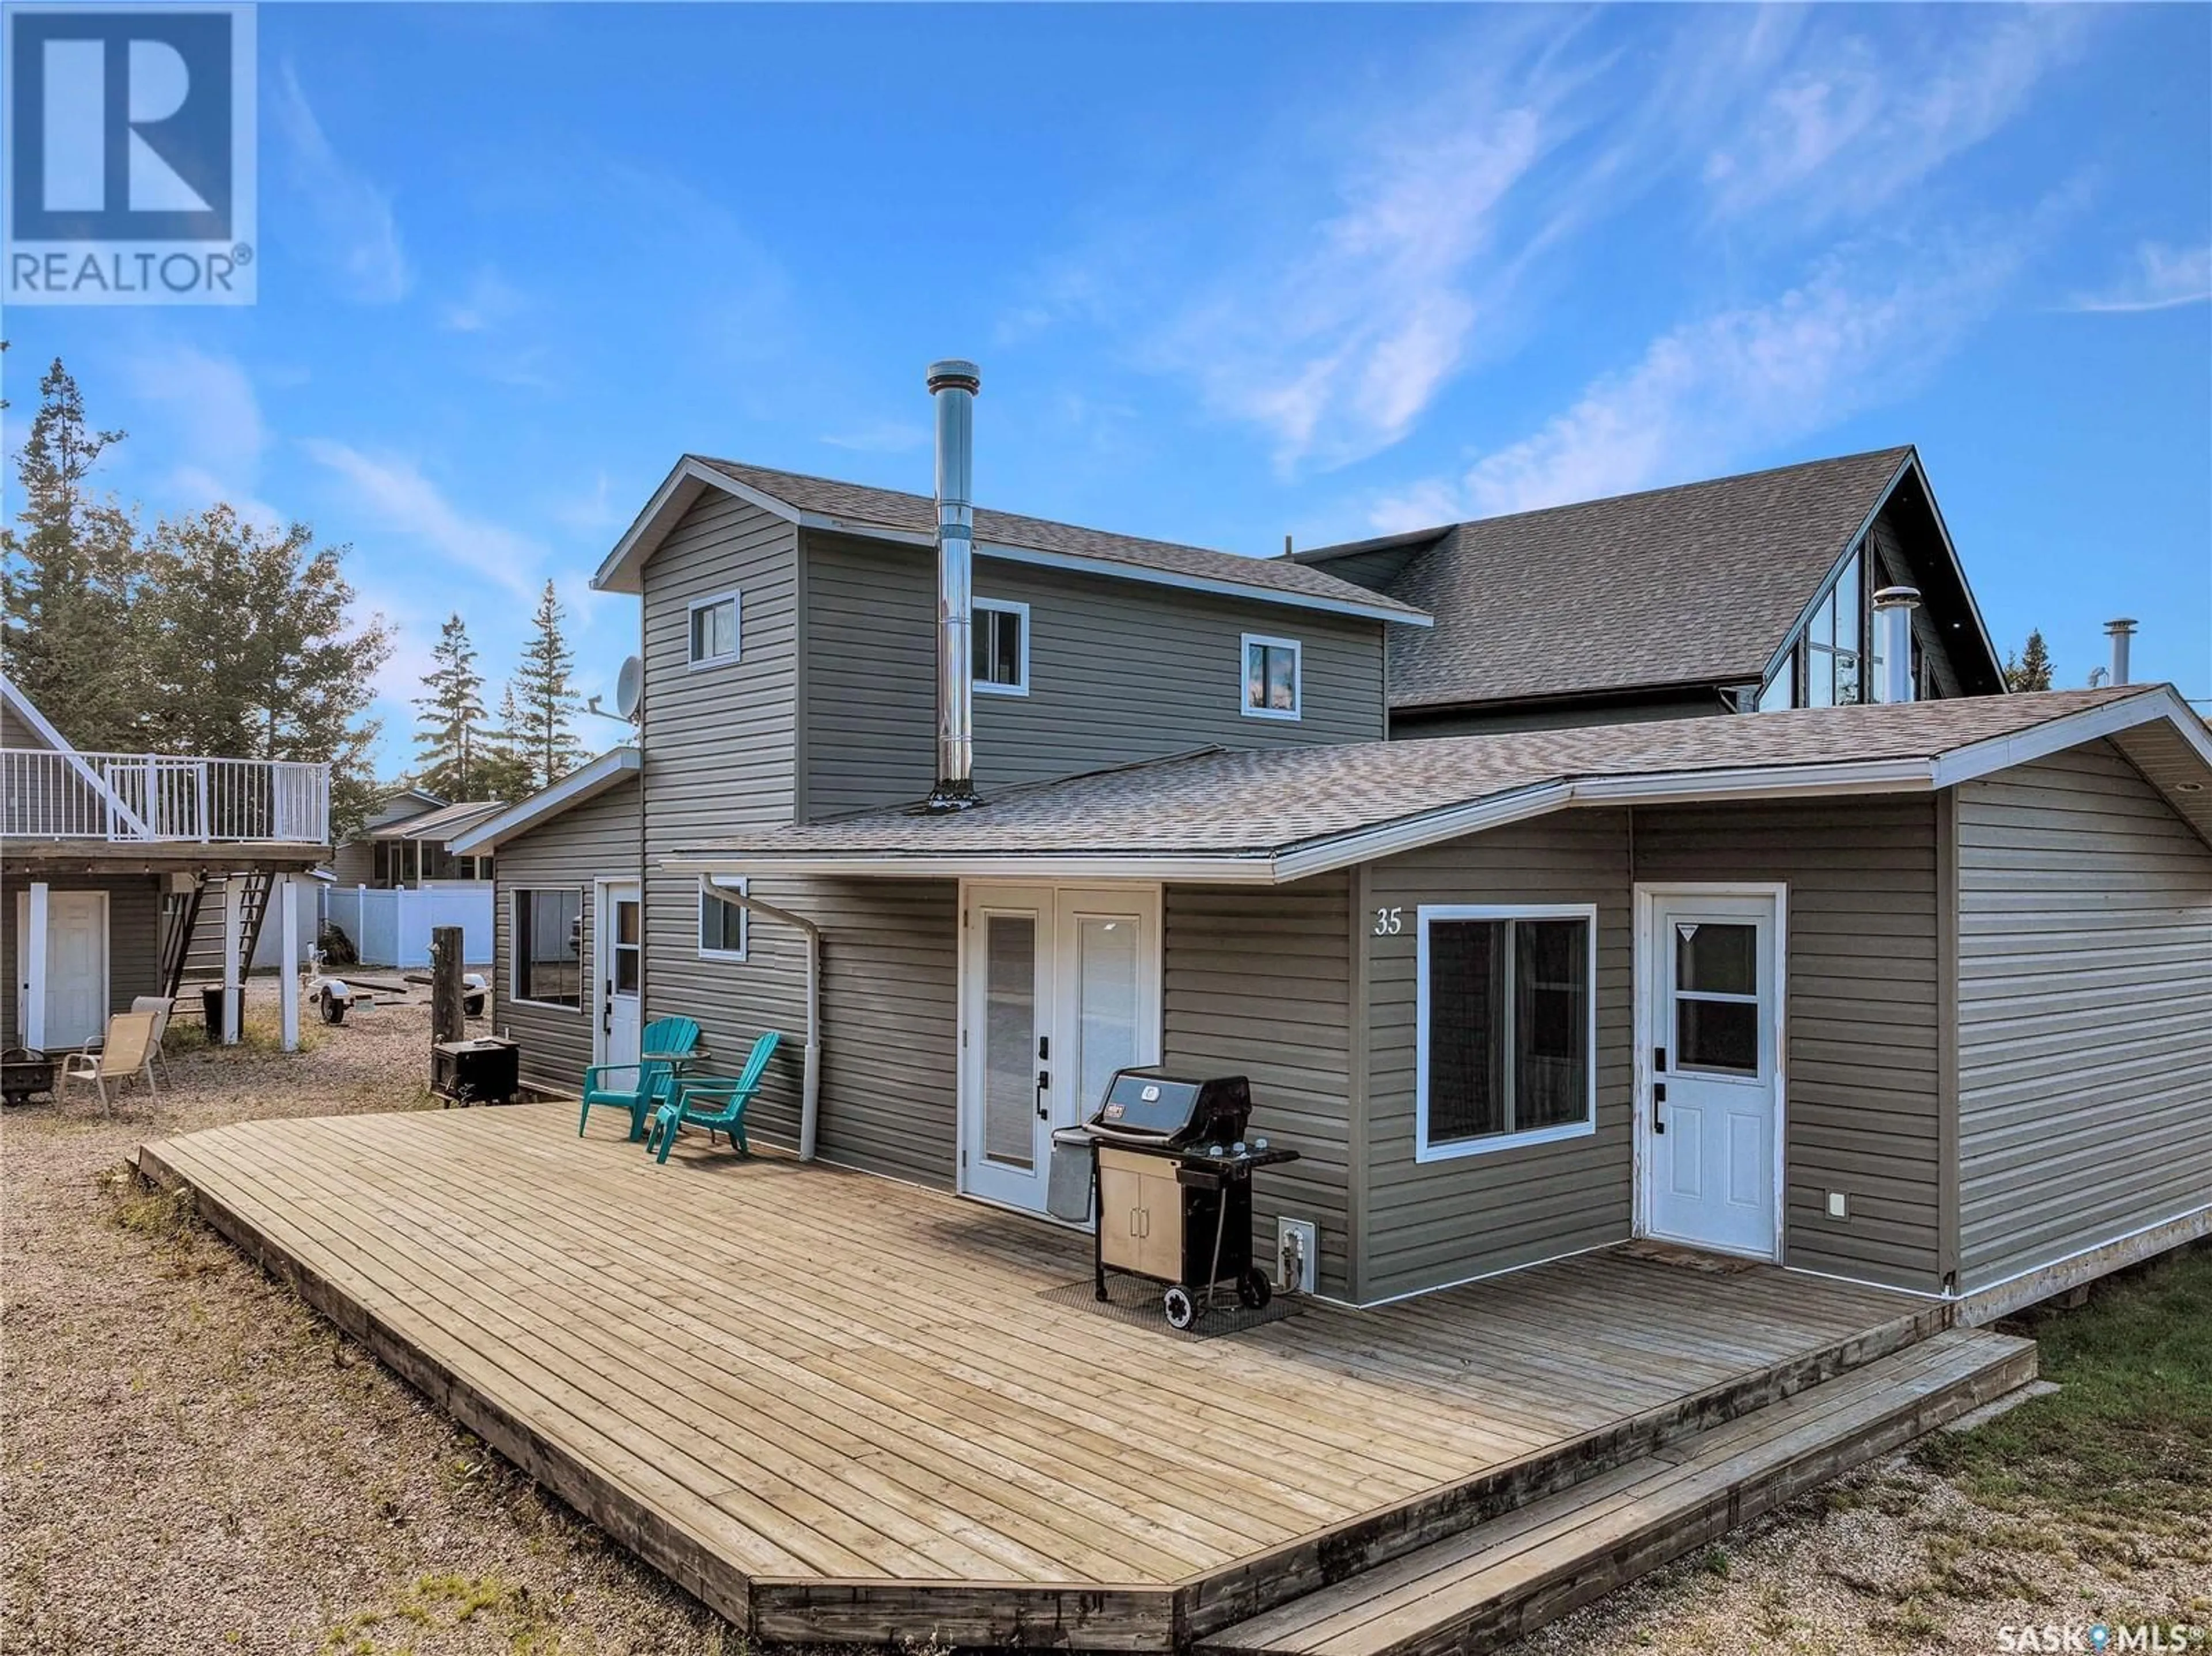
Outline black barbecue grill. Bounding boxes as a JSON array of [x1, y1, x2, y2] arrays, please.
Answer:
[[1056, 1066, 1301, 1330]]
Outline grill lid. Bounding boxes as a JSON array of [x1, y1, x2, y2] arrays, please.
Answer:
[[1089, 1066, 1251, 1146]]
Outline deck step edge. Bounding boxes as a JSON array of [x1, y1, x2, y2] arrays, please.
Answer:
[[1195, 1328, 2037, 1656]]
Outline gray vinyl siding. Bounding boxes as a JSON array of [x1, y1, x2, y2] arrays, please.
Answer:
[[490, 779, 639, 1095], [0, 871, 164, 1049], [1953, 741, 2212, 1292], [1392, 691, 1728, 740], [1632, 795, 1945, 1291], [801, 532, 1388, 816], [1162, 877, 1355, 1299], [1358, 813, 1636, 1302], [2, 700, 49, 749]]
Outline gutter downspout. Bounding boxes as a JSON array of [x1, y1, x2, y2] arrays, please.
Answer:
[[696, 876, 821, 1159]]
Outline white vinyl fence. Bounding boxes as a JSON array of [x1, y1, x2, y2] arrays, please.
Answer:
[[323, 882, 494, 967]]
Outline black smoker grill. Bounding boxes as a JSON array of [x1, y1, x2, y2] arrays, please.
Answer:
[[431, 1036, 520, 1106], [1058, 1066, 1301, 1330]]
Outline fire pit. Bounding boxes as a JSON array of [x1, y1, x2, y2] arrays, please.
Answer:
[[2, 1048, 57, 1107]]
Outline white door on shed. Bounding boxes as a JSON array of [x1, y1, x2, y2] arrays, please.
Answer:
[[14, 889, 109, 1050], [1642, 890, 1782, 1260], [596, 880, 641, 1073]]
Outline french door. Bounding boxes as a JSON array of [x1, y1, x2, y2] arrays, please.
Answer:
[[1638, 886, 1785, 1260], [959, 885, 1161, 1214]]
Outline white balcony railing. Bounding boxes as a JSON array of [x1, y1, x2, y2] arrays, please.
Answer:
[[1, 748, 331, 845]]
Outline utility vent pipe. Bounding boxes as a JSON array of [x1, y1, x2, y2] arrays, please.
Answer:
[[1872, 585, 1921, 704], [926, 359, 982, 810], [2105, 617, 2137, 687]]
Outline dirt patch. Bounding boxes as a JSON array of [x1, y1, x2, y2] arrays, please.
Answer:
[[2, 982, 728, 1655]]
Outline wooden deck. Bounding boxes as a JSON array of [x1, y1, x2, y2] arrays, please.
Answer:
[[140, 1105, 1947, 1649]]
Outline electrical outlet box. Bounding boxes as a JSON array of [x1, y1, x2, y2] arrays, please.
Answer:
[[1827, 1191, 1850, 1220], [1277, 1218, 1318, 1295]]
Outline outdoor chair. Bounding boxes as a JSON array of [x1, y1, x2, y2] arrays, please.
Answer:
[[578, 1015, 701, 1141], [59, 1011, 161, 1117], [130, 995, 175, 1082], [645, 1030, 781, 1164]]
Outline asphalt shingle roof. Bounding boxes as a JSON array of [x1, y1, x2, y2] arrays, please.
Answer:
[[673, 687, 2161, 862], [698, 458, 1430, 621], [370, 799, 507, 840], [1319, 447, 1916, 710]]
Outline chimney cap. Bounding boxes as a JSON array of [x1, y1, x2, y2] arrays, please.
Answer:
[[927, 359, 980, 395], [1872, 585, 1922, 609], [2105, 617, 2139, 634]]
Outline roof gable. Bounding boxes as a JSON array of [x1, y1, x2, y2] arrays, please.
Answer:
[[592, 456, 1430, 626], [1303, 446, 2006, 711]]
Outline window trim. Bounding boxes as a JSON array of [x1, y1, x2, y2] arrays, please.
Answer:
[[510, 884, 586, 1013], [698, 874, 750, 962], [1240, 632, 1304, 722], [685, 590, 742, 669], [1414, 902, 1600, 1163], [972, 597, 1030, 698]]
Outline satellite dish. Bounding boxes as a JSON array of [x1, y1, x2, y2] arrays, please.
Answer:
[[614, 655, 644, 722]]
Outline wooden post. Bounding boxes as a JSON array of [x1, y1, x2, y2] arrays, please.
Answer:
[[221, 874, 244, 1045], [430, 924, 465, 1048], [23, 882, 48, 1051], [278, 877, 301, 1053]]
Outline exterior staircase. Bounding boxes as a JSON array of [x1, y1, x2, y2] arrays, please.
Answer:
[[1196, 1326, 2036, 1656], [165, 870, 278, 1000]]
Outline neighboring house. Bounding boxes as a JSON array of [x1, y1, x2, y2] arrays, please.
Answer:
[[1294, 446, 2009, 736], [322, 788, 503, 968], [459, 380, 2211, 1320], [1, 672, 331, 1050]]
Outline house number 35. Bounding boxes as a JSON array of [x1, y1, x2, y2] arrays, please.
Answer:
[[1373, 907, 1404, 936]]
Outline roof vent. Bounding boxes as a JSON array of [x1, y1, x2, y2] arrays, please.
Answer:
[[2104, 617, 2137, 688], [926, 359, 982, 811]]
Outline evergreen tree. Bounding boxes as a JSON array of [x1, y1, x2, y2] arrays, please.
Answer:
[[412, 613, 487, 798], [137, 505, 394, 839], [513, 580, 584, 789], [2003, 629, 2054, 693], [0, 358, 145, 746], [473, 681, 537, 802]]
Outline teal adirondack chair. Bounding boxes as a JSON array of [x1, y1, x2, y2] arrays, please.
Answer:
[[578, 1015, 702, 1141], [645, 1031, 781, 1164]]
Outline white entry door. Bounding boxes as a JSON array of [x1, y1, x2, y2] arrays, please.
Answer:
[[1641, 889, 1783, 1260], [596, 880, 642, 1071], [15, 890, 109, 1050], [960, 885, 1161, 1214]]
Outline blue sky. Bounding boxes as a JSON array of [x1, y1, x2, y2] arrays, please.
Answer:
[[8, 3, 2209, 773]]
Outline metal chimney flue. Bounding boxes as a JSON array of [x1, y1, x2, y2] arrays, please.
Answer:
[[926, 359, 982, 810], [1872, 586, 1921, 704], [2104, 617, 2137, 688]]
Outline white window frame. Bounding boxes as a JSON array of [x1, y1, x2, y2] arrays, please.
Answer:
[[510, 885, 586, 1013], [698, 874, 749, 962], [1240, 632, 1303, 722], [1415, 902, 1600, 1162], [686, 590, 741, 669], [972, 597, 1030, 697]]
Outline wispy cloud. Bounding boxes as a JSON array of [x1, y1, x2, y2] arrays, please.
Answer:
[[1374, 230, 2041, 526], [271, 62, 411, 304], [302, 439, 544, 601], [552, 469, 621, 532], [118, 343, 286, 529], [1701, 10, 2089, 227], [2068, 242, 2212, 314], [820, 420, 929, 455], [440, 267, 527, 333]]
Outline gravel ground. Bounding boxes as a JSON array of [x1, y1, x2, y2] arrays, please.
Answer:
[[5, 982, 2203, 1655]]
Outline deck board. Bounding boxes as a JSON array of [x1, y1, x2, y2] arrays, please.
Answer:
[[141, 1104, 1936, 1643]]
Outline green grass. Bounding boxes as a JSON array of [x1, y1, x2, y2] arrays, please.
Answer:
[[1915, 1245, 2212, 1532]]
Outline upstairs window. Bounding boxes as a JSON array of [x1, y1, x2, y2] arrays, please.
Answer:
[[688, 592, 740, 667], [973, 598, 1028, 696], [1802, 551, 1861, 707], [1242, 634, 1302, 721], [1417, 906, 1596, 1160]]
